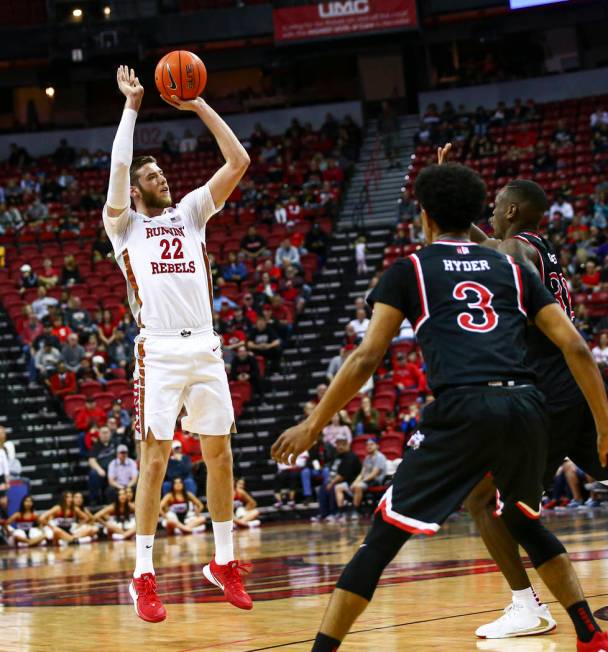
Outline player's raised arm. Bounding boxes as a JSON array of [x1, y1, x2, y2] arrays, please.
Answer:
[[161, 95, 250, 208], [106, 66, 144, 220]]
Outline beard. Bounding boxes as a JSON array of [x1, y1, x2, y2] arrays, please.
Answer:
[[139, 186, 172, 210]]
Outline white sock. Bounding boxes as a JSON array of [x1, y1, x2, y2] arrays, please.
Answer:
[[134, 534, 155, 578], [512, 587, 539, 608], [212, 520, 234, 565]]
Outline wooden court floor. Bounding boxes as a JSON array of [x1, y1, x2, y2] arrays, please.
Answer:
[[1, 510, 607, 651]]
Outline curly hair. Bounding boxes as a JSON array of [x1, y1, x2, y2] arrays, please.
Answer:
[[414, 163, 487, 232]]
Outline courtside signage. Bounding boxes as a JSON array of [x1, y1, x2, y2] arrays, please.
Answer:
[[273, 0, 417, 44]]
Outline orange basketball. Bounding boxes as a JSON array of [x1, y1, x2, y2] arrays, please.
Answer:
[[155, 50, 207, 103]]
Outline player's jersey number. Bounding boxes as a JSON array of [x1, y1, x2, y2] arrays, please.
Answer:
[[160, 238, 184, 260], [549, 271, 574, 319], [452, 281, 498, 333]]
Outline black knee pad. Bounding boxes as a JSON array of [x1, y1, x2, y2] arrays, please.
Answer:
[[336, 515, 410, 601], [501, 503, 565, 568]]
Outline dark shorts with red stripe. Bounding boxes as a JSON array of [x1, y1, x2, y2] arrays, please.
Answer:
[[543, 400, 608, 488], [376, 385, 549, 535]]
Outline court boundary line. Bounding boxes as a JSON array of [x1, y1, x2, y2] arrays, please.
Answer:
[[243, 592, 608, 651]]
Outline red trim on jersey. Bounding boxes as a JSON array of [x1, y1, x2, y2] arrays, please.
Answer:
[[506, 255, 527, 317], [409, 254, 430, 334], [122, 250, 144, 327], [375, 488, 440, 536], [512, 235, 545, 282], [136, 339, 146, 439]]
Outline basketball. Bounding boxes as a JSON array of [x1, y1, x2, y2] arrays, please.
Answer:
[[155, 50, 207, 102]]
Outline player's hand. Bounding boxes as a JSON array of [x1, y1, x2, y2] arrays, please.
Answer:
[[597, 428, 608, 468], [117, 66, 144, 108], [161, 94, 204, 112], [271, 421, 317, 464], [437, 142, 452, 165]]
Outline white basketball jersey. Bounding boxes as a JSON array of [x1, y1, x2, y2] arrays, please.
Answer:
[[102, 185, 222, 331]]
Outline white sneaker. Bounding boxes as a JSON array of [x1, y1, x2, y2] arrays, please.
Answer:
[[475, 601, 556, 639]]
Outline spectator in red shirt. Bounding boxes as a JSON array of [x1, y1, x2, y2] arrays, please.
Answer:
[[222, 321, 247, 365], [241, 293, 259, 325], [47, 361, 77, 398], [582, 261, 601, 290], [513, 123, 538, 152], [391, 352, 423, 391], [51, 316, 72, 344], [75, 397, 107, 431], [20, 312, 44, 348]]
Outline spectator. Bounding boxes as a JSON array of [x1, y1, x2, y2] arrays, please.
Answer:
[[94, 487, 136, 541], [65, 296, 92, 334], [20, 312, 44, 349], [61, 333, 85, 372], [392, 352, 423, 391], [582, 261, 601, 290], [326, 347, 351, 383], [274, 202, 287, 225], [354, 235, 368, 275], [591, 107, 608, 131], [348, 307, 370, 339], [322, 413, 352, 446], [301, 440, 335, 505], [0, 202, 24, 232], [552, 120, 574, 147], [230, 345, 264, 397], [275, 238, 300, 269], [47, 360, 77, 398], [92, 228, 113, 262], [0, 426, 20, 478], [59, 255, 82, 287], [347, 439, 388, 519], [274, 452, 308, 509], [221, 251, 248, 284], [247, 317, 282, 373], [51, 315, 72, 344], [240, 226, 268, 259], [532, 143, 556, 173], [53, 138, 76, 166], [6, 495, 47, 547], [34, 341, 61, 379], [400, 404, 420, 438], [162, 441, 197, 495], [397, 189, 417, 223], [97, 309, 116, 346], [26, 197, 48, 223], [108, 399, 132, 432], [351, 396, 381, 436], [378, 101, 400, 169], [107, 445, 138, 500], [88, 426, 117, 504], [313, 436, 361, 522], [75, 397, 107, 432], [38, 258, 59, 289], [160, 477, 206, 535], [31, 286, 59, 321], [550, 194, 574, 222], [108, 329, 131, 368], [19, 264, 38, 294], [592, 333, 608, 371], [233, 478, 261, 528], [179, 129, 197, 153], [304, 223, 330, 268]]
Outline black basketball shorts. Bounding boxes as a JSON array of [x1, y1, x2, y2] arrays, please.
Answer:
[[376, 386, 549, 535]]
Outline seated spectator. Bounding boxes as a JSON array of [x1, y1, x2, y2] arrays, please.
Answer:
[[213, 290, 237, 313], [550, 194, 574, 222], [345, 438, 388, 520], [240, 226, 268, 260], [313, 383, 328, 404], [105, 415, 132, 454], [221, 251, 248, 284], [88, 426, 118, 504], [107, 445, 138, 500], [322, 413, 352, 446], [230, 345, 264, 396], [160, 477, 206, 535], [221, 321, 248, 365], [97, 309, 116, 346], [343, 323, 361, 348], [20, 312, 44, 349], [591, 107, 608, 131], [348, 308, 370, 340], [592, 333, 608, 371], [582, 261, 601, 290], [495, 148, 520, 178], [92, 228, 112, 262], [351, 396, 381, 436], [59, 255, 82, 287], [304, 222, 330, 268], [108, 329, 131, 368], [51, 316, 72, 344], [247, 317, 282, 373], [31, 286, 59, 321], [552, 120, 574, 147], [326, 347, 352, 383], [26, 197, 48, 223], [75, 397, 107, 432], [392, 352, 423, 391], [0, 202, 23, 232], [47, 360, 77, 398], [270, 295, 293, 340], [0, 426, 20, 478], [313, 436, 361, 522], [274, 202, 287, 225], [394, 318, 415, 343], [162, 440, 197, 496], [38, 258, 59, 289], [274, 452, 308, 509], [65, 296, 92, 334], [34, 341, 61, 379], [513, 123, 537, 151], [532, 143, 556, 173], [6, 495, 47, 547], [233, 478, 261, 528], [301, 440, 335, 505], [108, 399, 131, 432], [61, 333, 85, 372], [275, 238, 300, 269], [400, 404, 420, 438], [94, 487, 136, 541], [19, 264, 38, 294]]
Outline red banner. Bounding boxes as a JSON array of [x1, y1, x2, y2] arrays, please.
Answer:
[[273, 0, 417, 44]]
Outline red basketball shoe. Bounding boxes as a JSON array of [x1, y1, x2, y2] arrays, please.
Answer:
[[129, 573, 167, 623], [203, 557, 253, 610], [578, 631, 608, 651]]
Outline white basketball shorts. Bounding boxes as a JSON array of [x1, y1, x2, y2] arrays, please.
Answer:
[[133, 327, 236, 440]]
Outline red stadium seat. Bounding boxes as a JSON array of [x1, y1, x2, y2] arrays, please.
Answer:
[[106, 379, 129, 398], [79, 380, 103, 398], [64, 394, 86, 419], [92, 391, 114, 412]]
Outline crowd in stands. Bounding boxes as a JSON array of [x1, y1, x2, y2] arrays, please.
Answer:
[[0, 112, 362, 533]]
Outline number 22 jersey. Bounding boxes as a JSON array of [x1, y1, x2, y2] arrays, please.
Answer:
[[367, 240, 556, 396], [102, 185, 222, 331]]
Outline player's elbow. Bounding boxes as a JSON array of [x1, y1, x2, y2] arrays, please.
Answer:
[[231, 149, 250, 173], [352, 346, 382, 376], [562, 335, 592, 361]]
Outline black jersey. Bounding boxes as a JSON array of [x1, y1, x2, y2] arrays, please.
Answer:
[[368, 239, 555, 396], [513, 231, 582, 411]]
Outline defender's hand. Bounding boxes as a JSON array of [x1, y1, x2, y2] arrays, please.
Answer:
[[272, 422, 317, 465], [437, 142, 452, 165], [161, 94, 204, 112], [117, 66, 143, 108]]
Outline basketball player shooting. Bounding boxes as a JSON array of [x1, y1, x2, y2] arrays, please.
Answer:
[[103, 66, 251, 622]]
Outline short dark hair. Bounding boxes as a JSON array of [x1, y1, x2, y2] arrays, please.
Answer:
[[414, 163, 487, 231], [130, 155, 157, 186], [503, 179, 549, 215]]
